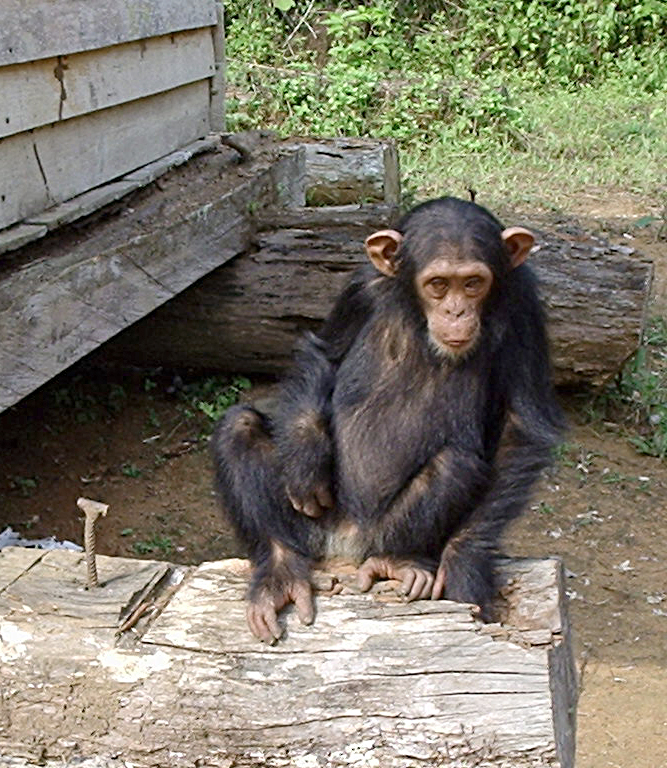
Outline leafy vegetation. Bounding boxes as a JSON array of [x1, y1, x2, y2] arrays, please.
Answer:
[[225, 0, 667, 210], [596, 318, 667, 458], [179, 376, 252, 427]]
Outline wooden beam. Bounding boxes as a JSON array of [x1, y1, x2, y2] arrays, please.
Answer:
[[0, 0, 217, 66], [0, 29, 215, 140], [112, 208, 653, 387], [209, 2, 226, 132], [0, 149, 303, 412], [290, 138, 400, 205], [0, 80, 210, 229], [0, 551, 576, 767]]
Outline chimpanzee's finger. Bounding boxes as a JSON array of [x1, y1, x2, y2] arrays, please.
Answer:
[[406, 570, 427, 602], [431, 567, 446, 600], [418, 571, 435, 600], [293, 583, 315, 626], [286, 490, 302, 514], [315, 485, 334, 510], [356, 563, 375, 592], [302, 498, 323, 518], [247, 605, 277, 644], [399, 569, 416, 598]]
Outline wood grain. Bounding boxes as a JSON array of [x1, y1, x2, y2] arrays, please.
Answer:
[[0, 552, 575, 767], [0, 0, 217, 66], [117, 210, 652, 386], [0, 81, 210, 228], [0, 29, 215, 139], [0, 150, 301, 412]]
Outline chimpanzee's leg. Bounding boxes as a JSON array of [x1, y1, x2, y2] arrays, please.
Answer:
[[211, 405, 320, 642]]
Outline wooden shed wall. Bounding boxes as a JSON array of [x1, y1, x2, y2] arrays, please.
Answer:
[[0, 0, 223, 231]]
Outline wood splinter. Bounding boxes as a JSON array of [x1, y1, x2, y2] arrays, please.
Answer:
[[77, 497, 109, 588]]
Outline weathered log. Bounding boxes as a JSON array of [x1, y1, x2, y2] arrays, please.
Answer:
[[286, 137, 400, 206], [0, 548, 576, 767], [110, 207, 653, 386]]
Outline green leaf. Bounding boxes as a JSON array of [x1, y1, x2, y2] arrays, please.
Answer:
[[273, 0, 294, 12]]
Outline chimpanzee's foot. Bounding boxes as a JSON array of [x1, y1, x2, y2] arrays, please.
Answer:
[[246, 579, 313, 643], [356, 555, 435, 601]]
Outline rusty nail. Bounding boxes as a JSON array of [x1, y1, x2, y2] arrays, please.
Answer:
[[77, 497, 109, 588]]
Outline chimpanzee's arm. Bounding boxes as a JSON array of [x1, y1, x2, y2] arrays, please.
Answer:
[[275, 268, 376, 516], [434, 281, 564, 617]]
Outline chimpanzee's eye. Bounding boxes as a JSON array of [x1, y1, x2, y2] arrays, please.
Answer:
[[427, 277, 448, 294], [465, 277, 484, 294]]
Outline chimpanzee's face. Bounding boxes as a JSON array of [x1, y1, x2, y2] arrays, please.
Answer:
[[415, 257, 493, 359], [364, 222, 534, 362]]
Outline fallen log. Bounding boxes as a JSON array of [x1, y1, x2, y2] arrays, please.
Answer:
[[110, 206, 653, 386], [0, 548, 576, 767]]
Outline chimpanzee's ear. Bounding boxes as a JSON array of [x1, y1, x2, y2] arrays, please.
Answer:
[[501, 227, 535, 269], [365, 230, 403, 277]]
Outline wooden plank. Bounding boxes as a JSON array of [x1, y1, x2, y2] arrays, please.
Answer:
[[0, 29, 215, 140], [209, 2, 226, 131], [0, 223, 48, 256], [0, 554, 575, 767], [0, 550, 173, 625], [0, 150, 301, 412], [17, 137, 219, 240], [0, 80, 210, 229], [0, 548, 45, 593], [0, 0, 217, 67]]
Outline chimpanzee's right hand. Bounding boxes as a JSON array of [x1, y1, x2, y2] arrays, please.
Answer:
[[286, 482, 334, 518]]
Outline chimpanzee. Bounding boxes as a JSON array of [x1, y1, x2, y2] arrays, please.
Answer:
[[212, 196, 563, 643]]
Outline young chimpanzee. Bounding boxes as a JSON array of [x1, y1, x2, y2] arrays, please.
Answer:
[[212, 196, 563, 643]]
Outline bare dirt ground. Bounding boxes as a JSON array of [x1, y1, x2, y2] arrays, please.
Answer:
[[0, 211, 665, 766]]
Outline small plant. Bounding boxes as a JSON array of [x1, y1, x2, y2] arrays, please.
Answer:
[[10, 475, 38, 497], [133, 535, 173, 556], [595, 318, 667, 459], [120, 463, 142, 478], [180, 375, 252, 427], [535, 501, 555, 515], [107, 384, 127, 413], [146, 407, 161, 429]]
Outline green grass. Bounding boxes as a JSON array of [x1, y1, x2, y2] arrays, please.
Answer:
[[401, 78, 667, 213], [224, 1, 667, 214]]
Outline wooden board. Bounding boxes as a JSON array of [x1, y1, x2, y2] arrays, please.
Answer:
[[0, 80, 210, 229], [0, 149, 302, 412], [0, 0, 217, 66], [0, 552, 576, 767], [289, 138, 400, 205], [0, 29, 215, 140]]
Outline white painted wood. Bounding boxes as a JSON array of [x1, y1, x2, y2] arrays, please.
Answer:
[[0, 0, 217, 66], [0, 81, 210, 229], [0, 29, 215, 140]]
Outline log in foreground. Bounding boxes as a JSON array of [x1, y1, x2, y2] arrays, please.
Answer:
[[111, 206, 653, 387], [0, 548, 576, 767]]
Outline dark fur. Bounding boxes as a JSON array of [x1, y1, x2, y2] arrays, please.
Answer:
[[212, 196, 564, 621]]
